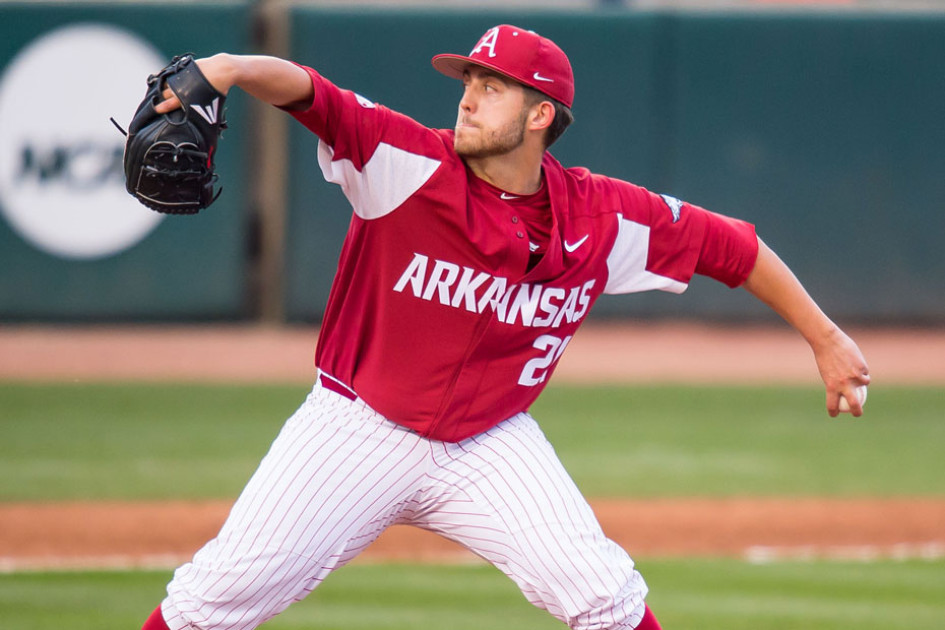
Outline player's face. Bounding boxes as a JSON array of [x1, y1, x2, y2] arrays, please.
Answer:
[[454, 67, 531, 159]]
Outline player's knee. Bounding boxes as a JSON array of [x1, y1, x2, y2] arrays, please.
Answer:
[[520, 529, 649, 629], [565, 593, 649, 630], [534, 561, 648, 630], [164, 568, 302, 630]]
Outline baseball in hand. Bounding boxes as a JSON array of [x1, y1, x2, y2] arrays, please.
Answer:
[[838, 385, 868, 413]]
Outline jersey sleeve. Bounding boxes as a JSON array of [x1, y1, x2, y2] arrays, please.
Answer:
[[287, 65, 388, 164], [286, 65, 443, 220], [692, 206, 759, 287], [604, 184, 758, 295]]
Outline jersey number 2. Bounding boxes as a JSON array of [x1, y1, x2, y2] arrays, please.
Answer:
[[518, 334, 572, 387]]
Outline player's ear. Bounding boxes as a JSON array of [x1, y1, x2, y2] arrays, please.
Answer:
[[528, 100, 555, 132]]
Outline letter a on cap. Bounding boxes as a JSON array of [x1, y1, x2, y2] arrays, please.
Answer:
[[470, 26, 499, 58]]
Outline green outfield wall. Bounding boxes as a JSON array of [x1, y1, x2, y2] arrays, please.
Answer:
[[282, 8, 945, 324], [1, 5, 942, 323], [0, 2, 252, 320]]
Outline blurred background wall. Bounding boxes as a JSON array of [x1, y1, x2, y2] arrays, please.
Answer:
[[0, 0, 942, 324]]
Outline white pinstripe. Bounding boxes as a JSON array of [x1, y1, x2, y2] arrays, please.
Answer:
[[162, 378, 647, 630]]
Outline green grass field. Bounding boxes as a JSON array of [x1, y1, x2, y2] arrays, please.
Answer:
[[1, 382, 943, 499], [1, 381, 943, 629], [2, 560, 943, 630]]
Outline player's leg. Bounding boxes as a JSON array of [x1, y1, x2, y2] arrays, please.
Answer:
[[635, 604, 663, 630], [419, 412, 657, 630], [142, 605, 169, 630], [148, 378, 430, 630]]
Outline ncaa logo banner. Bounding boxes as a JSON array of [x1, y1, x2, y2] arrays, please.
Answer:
[[0, 23, 166, 260]]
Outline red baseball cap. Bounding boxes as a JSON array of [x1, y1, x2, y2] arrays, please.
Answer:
[[432, 25, 574, 108]]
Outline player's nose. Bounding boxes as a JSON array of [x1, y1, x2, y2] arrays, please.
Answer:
[[458, 86, 476, 113]]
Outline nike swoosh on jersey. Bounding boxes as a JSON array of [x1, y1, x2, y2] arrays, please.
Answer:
[[564, 234, 589, 253], [500, 192, 519, 200]]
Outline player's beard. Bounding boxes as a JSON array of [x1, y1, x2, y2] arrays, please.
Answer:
[[454, 109, 529, 159]]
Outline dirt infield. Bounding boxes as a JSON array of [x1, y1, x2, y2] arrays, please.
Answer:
[[1, 323, 944, 570], [2, 498, 944, 571], [3, 321, 945, 385]]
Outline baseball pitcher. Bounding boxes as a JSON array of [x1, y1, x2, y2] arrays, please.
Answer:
[[136, 25, 870, 630]]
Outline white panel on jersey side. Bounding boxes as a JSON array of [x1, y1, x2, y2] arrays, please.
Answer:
[[604, 216, 688, 295], [317, 141, 441, 220]]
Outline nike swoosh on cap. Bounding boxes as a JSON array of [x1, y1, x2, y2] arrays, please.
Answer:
[[532, 72, 554, 83]]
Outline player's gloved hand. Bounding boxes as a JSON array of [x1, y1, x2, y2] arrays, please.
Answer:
[[114, 54, 231, 214]]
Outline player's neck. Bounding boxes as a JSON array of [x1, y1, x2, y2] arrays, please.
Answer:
[[463, 146, 544, 196]]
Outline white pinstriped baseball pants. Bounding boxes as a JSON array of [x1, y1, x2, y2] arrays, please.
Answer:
[[161, 374, 649, 630]]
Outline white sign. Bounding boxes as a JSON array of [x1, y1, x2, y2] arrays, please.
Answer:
[[0, 23, 167, 259]]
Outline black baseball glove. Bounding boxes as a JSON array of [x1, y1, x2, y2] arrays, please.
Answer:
[[113, 54, 227, 214]]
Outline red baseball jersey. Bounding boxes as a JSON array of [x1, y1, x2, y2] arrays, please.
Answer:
[[290, 67, 758, 442]]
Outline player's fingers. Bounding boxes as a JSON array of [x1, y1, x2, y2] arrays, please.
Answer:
[[849, 398, 865, 417], [826, 391, 841, 418], [839, 389, 864, 417], [826, 382, 851, 417], [832, 380, 868, 418], [154, 89, 181, 114]]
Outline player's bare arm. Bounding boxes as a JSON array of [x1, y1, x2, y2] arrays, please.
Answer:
[[154, 53, 314, 114], [742, 237, 871, 417]]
